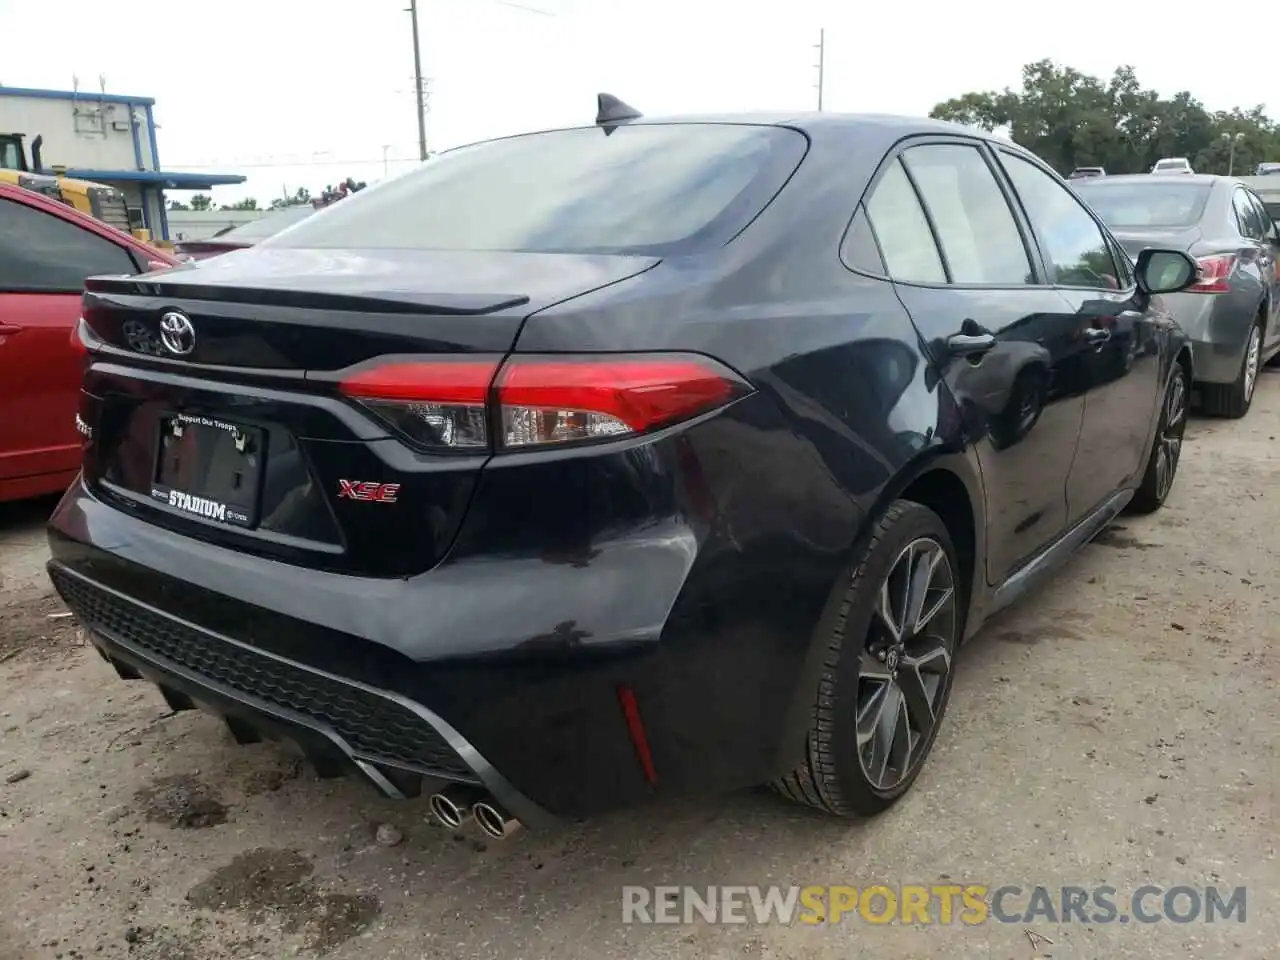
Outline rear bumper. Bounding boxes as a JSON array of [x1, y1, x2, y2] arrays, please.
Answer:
[[52, 562, 550, 819], [47, 397, 859, 817], [1163, 291, 1256, 384]]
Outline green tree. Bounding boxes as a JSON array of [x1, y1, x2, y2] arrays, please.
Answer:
[[223, 197, 259, 211], [931, 60, 1280, 176], [167, 199, 190, 211], [269, 186, 312, 210], [189, 193, 214, 211]]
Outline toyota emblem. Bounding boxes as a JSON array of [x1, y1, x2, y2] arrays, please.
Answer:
[[158, 311, 196, 356]]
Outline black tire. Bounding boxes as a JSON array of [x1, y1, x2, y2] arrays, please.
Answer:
[[1129, 361, 1188, 515], [773, 499, 963, 818], [1200, 319, 1263, 418]]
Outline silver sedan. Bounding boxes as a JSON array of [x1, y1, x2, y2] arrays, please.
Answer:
[[1073, 173, 1280, 418]]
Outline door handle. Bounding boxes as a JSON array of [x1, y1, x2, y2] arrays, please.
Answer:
[[946, 331, 996, 358], [1083, 327, 1112, 345], [0, 322, 23, 336]]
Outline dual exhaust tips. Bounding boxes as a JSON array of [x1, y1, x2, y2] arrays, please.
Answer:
[[428, 785, 520, 840]]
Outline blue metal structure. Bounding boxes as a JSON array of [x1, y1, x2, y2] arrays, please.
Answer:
[[0, 85, 246, 240]]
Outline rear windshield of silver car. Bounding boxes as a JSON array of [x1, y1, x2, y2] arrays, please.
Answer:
[[217, 204, 318, 242], [1073, 181, 1212, 228], [260, 123, 809, 256]]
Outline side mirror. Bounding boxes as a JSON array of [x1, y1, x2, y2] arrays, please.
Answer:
[[1134, 248, 1198, 295]]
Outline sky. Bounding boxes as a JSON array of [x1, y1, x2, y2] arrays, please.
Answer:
[[1, 0, 1271, 205]]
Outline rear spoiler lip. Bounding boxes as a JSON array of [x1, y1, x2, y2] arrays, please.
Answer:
[[82, 273, 531, 317]]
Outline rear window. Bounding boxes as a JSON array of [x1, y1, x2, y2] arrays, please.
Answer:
[[1154, 160, 1188, 170], [216, 205, 318, 242], [262, 123, 808, 256], [1072, 181, 1212, 228]]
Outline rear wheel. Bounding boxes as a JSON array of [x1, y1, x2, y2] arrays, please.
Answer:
[[773, 500, 961, 817], [1201, 321, 1262, 419], [1129, 362, 1188, 515]]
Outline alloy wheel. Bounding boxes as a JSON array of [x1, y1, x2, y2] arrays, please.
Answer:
[[1244, 326, 1262, 402], [856, 537, 957, 792], [1155, 372, 1187, 502]]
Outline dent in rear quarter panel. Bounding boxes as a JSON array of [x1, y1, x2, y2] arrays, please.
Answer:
[[501, 148, 970, 799]]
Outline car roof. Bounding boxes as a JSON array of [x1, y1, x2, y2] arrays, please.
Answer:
[[634, 110, 1011, 141], [472, 111, 1029, 159]]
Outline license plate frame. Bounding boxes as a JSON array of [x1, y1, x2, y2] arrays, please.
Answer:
[[149, 412, 266, 529]]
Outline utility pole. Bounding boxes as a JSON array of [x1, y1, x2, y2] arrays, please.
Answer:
[[382, 144, 391, 178], [407, 0, 428, 161], [1223, 131, 1244, 176], [814, 28, 825, 111]]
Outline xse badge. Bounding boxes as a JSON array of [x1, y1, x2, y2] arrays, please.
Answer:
[[337, 480, 401, 502]]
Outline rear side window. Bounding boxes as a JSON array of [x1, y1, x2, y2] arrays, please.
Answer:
[[901, 142, 1032, 285], [864, 159, 945, 283], [1233, 189, 1265, 240], [999, 152, 1120, 290], [1246, 191, 1275, 234], [263, 124, 808, 256], [841, 206, 885, 274], [0, 198, 139, 292]]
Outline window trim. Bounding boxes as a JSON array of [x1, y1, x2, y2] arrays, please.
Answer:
[[996, 147, 1135, 295], [0, 196, 140, 295], [843, 133, 1051, 290]]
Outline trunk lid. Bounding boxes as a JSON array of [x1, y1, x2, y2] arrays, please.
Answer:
[[78, 248, 659, 577], [83, 247, 658, 370]]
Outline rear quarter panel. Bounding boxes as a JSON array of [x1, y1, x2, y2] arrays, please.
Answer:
[[506, 126, 987, 785]]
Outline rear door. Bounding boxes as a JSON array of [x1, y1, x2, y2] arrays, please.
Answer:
[[1242, 187, 1280, 350], [996, 150, 1162, 521], [0, 195, 142, 484], [861, 137, 1088, 585]]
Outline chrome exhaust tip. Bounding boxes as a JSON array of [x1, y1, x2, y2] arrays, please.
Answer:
[[428, 785, 483, 829], [472, 799, 521, 840]]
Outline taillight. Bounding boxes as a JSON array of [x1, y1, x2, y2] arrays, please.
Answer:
[[1188, 254, 1235, 293], [338, 359, 497, 449], [336, 353, 751, 451]]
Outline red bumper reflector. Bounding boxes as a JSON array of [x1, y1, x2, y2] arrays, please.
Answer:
[[616, 684, 657, 785]]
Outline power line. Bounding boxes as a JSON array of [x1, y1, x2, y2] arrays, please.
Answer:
[[493, 0, 555, 13]]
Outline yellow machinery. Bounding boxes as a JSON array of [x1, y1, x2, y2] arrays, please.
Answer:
[[0, 132, 135, 234]]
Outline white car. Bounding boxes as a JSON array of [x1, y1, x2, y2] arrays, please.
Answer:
[[1151, 157, 1194, 175]]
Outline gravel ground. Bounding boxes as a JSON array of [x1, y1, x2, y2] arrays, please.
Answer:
[[1, 377, 1277, 960]]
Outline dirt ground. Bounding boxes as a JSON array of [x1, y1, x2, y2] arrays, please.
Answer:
[[1, 378, 1277, 960]]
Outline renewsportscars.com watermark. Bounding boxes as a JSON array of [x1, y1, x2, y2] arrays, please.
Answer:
[[622, 885, 1248, 926]]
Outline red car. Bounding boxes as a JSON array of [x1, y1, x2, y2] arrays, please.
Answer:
[[0, 182, 178, 502]]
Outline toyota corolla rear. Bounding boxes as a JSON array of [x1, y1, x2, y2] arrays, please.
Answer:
[[46, 119, 828, 825]]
